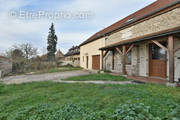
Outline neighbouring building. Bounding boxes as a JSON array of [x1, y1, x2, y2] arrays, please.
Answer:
[[64, 46, 80, 67], [56, 49, 64, 60], [80, 0, 180, 83], [0, 56, 12, 78]]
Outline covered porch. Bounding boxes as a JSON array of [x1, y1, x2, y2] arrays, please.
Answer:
[[100, 28, 180, 83]]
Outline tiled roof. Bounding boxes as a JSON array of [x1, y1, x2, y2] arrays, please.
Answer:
[[0, 56, 6, 59], [80, 0, 179, 46], [65, 46, 80, 56]]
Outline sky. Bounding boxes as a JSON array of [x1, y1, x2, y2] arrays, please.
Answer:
[[0, 0, 156, 55]]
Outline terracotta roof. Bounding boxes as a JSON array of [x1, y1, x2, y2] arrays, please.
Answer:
[[0, 56, 6, 59], [80, 0, 179, 46]]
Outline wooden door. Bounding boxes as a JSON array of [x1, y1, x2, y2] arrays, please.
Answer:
[[86, 56, 88, 69], [92, 55, 100, 70], [149, 43, 167, 78]]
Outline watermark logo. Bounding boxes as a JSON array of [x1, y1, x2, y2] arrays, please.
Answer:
[[9, 10, 94, 20]]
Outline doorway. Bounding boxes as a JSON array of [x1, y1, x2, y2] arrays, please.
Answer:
[[86, 56, 89, 69], [149, 43, 167, 78]]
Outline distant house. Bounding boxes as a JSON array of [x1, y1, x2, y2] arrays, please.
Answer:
[[56, 49, 64, 60], [0, 56, 12, 78], [80, 0, 180, 83], [64, 46, 80, 67]]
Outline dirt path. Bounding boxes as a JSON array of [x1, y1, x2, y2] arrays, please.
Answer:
[[0, 70, 134, 85], [1, 70, 91, 84]]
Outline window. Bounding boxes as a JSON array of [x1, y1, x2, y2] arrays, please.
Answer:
[[126, 51, 132, 65], [126, 17, 135, 23], [151, 43, 166, 60]]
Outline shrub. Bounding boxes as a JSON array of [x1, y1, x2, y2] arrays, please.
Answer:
[[165, 103, 180, 120], [112, 103, 160, 120], [0, 83, 4, 94], [2, 103, 180, 120], [62, 64, 74, 67], [12, 104, 85, 120]]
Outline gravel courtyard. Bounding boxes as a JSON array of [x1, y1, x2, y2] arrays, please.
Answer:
[[0, 70, 91, 84]]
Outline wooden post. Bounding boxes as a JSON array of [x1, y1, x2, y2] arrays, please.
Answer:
[[168, 36, 174, 83], [112, 49, 115, 70], [122, 45, 127, 74], [101, 50, 104, 70]]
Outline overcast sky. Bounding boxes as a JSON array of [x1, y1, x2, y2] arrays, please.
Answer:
[[0, 0, 156, 55]]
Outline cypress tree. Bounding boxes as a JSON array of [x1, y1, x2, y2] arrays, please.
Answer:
[[47, 23, 58, 61]]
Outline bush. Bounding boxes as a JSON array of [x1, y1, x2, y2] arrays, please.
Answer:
[[0, 83, 4, 94], [2, 103, 180, 120], [62, 64, 74, 67], [7, 103, 108, 120], [165, 103, 180, 120], [112, 103, 160, 120]]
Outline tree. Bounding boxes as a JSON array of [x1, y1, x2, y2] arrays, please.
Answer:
[[5, 43, 37, 60], [11, 49, 25, 72], [20, 43, 37, 59], [47, 23, 58, 61], [11, 49, 24, 60]]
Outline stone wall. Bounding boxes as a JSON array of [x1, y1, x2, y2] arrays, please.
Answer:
[[104, 51, 113, 71], [104, 46, 142, 76], [106, 8, 180, 45], [0, 59, 12, 78], [63, 55, 80, 67]]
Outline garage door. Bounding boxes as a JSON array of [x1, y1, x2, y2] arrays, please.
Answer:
[[92, 55, 100, 70]]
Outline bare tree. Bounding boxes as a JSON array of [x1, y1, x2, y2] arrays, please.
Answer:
[[20, 43, 38, 59]]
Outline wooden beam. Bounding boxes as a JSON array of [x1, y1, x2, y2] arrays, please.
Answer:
[[115, 47, 123, 55], [126, 44, 134, 55], [103, 49, 109, 58], [122, 45, 127, 75], [112, 49, 115, 70], [174, 45, 180, 53], [152, 40, 168, 51], [168, 36, 174, 83]]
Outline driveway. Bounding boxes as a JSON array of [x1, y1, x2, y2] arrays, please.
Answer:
[[1, 70, 91, 84]]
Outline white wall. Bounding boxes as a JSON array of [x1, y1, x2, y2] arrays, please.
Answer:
[[80, 38, 105, 70]]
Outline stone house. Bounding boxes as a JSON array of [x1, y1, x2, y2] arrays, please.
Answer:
[[0, 56, 12, 78], [80, 0, 180, 83], [64, 46, 80, 67]]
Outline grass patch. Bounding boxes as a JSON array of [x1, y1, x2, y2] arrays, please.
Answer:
[[63, 73, 128, 81], [0, 82, 180, 119]]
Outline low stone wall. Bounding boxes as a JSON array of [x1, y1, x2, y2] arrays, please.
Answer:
[[0, 61, 12, 78], [62, 60, 80, 67]]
